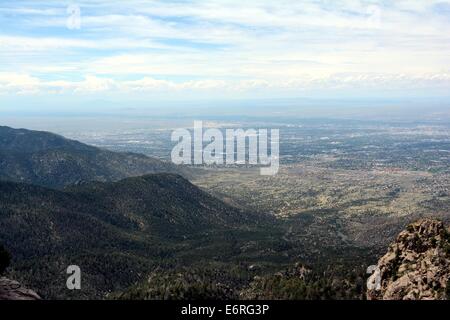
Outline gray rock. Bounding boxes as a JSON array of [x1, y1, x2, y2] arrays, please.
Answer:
[[367, 219, 450, 300], [0, 277, 41, 300]]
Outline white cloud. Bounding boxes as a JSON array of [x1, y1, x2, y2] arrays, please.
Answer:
[[1, 72, 450, 96], [0, 35, 172, 52], [1, 0, 450, 98]]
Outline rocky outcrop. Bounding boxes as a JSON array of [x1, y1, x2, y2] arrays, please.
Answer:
[[0, 277, 41, 300], [367, 219, 450, 300]]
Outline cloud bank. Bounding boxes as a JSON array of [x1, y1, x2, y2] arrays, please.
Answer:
[[1, 0, 450, 100]]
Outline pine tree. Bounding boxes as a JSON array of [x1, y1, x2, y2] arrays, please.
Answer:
[[0, 244, 11, 275]]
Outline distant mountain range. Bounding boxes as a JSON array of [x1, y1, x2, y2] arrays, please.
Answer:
[[0, 126, 180, 189]]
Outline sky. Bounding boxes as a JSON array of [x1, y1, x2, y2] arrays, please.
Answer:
[[1, 0, 450, 111]]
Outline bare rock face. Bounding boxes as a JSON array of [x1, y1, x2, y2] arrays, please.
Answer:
[[367, 219, 450, 300], [0, 277, 41, 300]]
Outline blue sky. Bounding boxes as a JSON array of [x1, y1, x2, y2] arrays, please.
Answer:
[[1, 0, 450, 111]]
